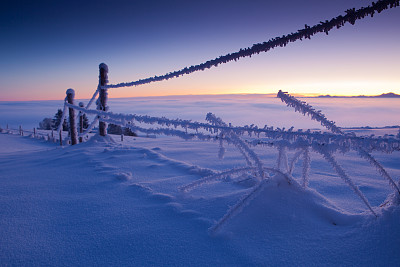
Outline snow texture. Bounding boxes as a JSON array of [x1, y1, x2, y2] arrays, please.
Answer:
[[1, 124, 399, 266]]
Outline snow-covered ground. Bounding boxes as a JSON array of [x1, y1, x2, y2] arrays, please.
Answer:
[[1, 128, 399, 266], [1, 95, 400, 266]]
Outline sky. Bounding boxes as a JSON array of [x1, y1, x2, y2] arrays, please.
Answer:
[[1, 0, 400, 101]]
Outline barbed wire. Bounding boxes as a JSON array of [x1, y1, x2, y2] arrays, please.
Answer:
[[104, 0, 400, 89], [64, 102, 400, 153]]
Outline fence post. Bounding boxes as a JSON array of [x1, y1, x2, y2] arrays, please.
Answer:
[[66, 89, 78, 145], [79, 102, 84, 143], [19, 125, 22, 135], [33, 128, 36, 138], [98, 63, 109, 136], [59, 130, 63, 146]]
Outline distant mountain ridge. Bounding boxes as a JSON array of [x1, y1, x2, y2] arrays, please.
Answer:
[[317, 92, 400, 98]]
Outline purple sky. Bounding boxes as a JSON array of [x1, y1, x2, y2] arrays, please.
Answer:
[[1, 0, 399, 100]]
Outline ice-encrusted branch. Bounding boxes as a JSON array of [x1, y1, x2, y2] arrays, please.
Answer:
[[288, 149, 304, 175], [302, 147, 311, 188], [179, 167, 254, 192], [181, 167, 291, 193], [206, 113, 265, 179], [277, 91, 399, 194], [206, 114, 251, 166], [315, 144, 377, 217], [276, 91, 399, 195], [205, 113, 253, 166], [277, 90, 342, 134], [209, 180, 268, 233], [204, 170, 292, 232], [287, 147, 310, 188], [357, 149, 400, 194]]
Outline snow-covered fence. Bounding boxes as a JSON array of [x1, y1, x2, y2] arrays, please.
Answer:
[[45, 85, 400, 231], [49, 0, 400, 229], [55, 0, 400, 146], [2, 125, 64, 143], [52, 58, 400, 226]]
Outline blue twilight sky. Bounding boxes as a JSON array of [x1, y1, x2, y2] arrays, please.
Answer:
[[1, 0, 399, 100]]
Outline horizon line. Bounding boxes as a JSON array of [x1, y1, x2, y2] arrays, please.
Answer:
[[1, 92, 399, 102]]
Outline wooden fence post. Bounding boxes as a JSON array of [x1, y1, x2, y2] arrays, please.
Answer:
[[19, 125, 22, 135], [33, 128, 36, 138], [79, 102, 84, 143], [59, 130, 62, 146], [98, 63, 109, 136], [66, 89, 78, 145]]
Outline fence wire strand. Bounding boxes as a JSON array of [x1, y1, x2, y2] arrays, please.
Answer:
[[103, 0, 399, 89]]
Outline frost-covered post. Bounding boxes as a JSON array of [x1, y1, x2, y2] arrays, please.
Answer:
[[66, 89, 78, 145], [79, 102, 84, 143], [98, 63, 108, 136]]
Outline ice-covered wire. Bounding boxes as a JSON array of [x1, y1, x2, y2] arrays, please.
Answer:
[[78, 117, 99, 137], [277, 90, 342, 134], [56, 99, 68, 133], [104, 0, 399, 89], [64, 102, 400, 153], [86, 86, 99, 109]]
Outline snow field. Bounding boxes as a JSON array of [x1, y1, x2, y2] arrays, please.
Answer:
[[2, 130, 399, 265]]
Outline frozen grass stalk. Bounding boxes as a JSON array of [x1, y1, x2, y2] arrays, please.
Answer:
[[317, 146, 377, 217]]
